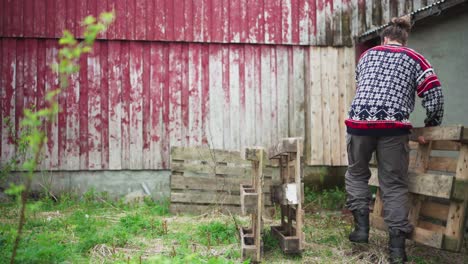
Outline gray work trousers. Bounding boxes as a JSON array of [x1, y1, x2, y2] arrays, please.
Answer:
[[345, 134, 413, 234]]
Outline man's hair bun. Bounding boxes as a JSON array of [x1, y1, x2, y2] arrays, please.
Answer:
[[391, 17, 411, 33]]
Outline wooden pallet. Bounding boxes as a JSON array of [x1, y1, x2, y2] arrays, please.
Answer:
[[369, 126, 468, 252], [239, 147, 266, 263], [170, 147, 279, 215], [269, 138, 305, 254]]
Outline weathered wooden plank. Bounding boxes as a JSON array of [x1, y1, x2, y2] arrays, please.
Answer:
[[172, 162, 249, 177], [36, 41, 47, 169], [291, 47, 305, 138], [0, 39, 14, 164], [261, 46, 272, 148], [333, 0, 343, 46], [410, 126, 464, 142], [208, 45, 224, 149], [418, 220, 446, 234], [171, 147, 250, 164], [180, 45, 190, 148], [78, 45, 89, 170], [128, 43, 144, 169], [282, 0, 293, 44], [324, 0, 333, 45], [409, 140, 461, 151], [298, 0, 310, 45], [154, 0, 166, 40], [188, 44, 202, 147], [276, 47, 289, 145], [120, 42, 131, 169], [321, 47, 331, 165], [244, 45, 256, 147], [316, 0, 326, 45], [142, 43, 152, 169], [46, 40, 59, 169], [420, 201, 450, 221], [171, 191, 241, 205], [270, 47, 279, 147], [445, 145, 468, 251], [108, 42, 122, 170], [149, 43, 165, 169], [369, 168, 454, 199], [171, 175, 273, 193], [228, 46, 242, 149], [100, 42, 110, 169], [169, 43, 183, 148], [427, 156, 458, 173], [328, 48, 341, 165], [309, 47, 323, 165], [170, 203, 242, 215], [221, 47, 231, 150], [65, 52, 80, 170], [265, 0, 281, 44], [87, 43, 102, 169]]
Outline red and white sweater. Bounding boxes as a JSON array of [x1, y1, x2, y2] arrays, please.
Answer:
[[346, 44, 444, 136]]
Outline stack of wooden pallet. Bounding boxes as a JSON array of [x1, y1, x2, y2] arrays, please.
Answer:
[[239, 147, 266, 263], [268, 138, 305, 254], [369, 126, 468, 252]]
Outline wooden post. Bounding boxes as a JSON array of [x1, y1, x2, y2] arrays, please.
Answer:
[[295, 141, 303, 245]]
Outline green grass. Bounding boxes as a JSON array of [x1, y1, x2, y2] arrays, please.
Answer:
[[0, 189, 466, 263]]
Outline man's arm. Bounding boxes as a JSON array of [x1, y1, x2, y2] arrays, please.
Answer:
[[415, 58, 444, 127]]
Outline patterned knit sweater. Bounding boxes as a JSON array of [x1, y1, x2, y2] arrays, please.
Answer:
[[346, 44, 444, 136]]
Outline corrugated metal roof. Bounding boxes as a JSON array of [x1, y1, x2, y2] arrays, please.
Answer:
[[358, 0, 467, 42]]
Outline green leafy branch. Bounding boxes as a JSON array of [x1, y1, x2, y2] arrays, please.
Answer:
[[9, 12, 114, 264]]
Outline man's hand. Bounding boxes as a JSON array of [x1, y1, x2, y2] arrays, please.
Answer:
[[418, 136, 428, 144]]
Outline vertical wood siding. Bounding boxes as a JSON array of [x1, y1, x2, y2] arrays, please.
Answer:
[[307, 46, 356, 166], [0, 0, 428, 46], [0, 39, 307, 170]]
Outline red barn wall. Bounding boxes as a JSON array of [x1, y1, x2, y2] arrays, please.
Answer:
[[0, 1, 435, 169]]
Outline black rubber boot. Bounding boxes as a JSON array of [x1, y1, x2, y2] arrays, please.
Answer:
[[388, 228, 408, 264], [349, 208, 369, 243]]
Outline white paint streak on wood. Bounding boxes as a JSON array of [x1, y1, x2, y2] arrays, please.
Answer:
[[270, 47, 278, 146], [48, 44, 59, 170], [333, 0, 343, 46], [276, 46, 289, 140], [150, 43, 164, 169], [261, 46, 271, 148], [1, 41, 16, 165], [229, 46, 240, 150], [87, 54, 102, 169], [350, 0, 359, 43], [244, 46, 256, 148], [382, 0, 391, 24], [222, 47, 232, 150], [292, 47, 305, 138], [254, 47, 262, 145], [281, 0, 292, 44], [66, 71, 80, 169], [366, 0, 373, 28], [108, 42, 122, 170], [169, 44, 182, 148], [129, 43, 143, 169], [208, 45, 224, 149], [188, 44, 202, 147], [299, 0, 310, 45], [309, 46, 323, 165]]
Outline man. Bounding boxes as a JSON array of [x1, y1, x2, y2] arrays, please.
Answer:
[[344, 17, 444, 263]]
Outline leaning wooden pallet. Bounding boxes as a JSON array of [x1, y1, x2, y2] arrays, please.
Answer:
[[239, 147, 266, 262], [268, 138, 305, 254], [169, 146, 277, 215], [369, 125, 468, 252]]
